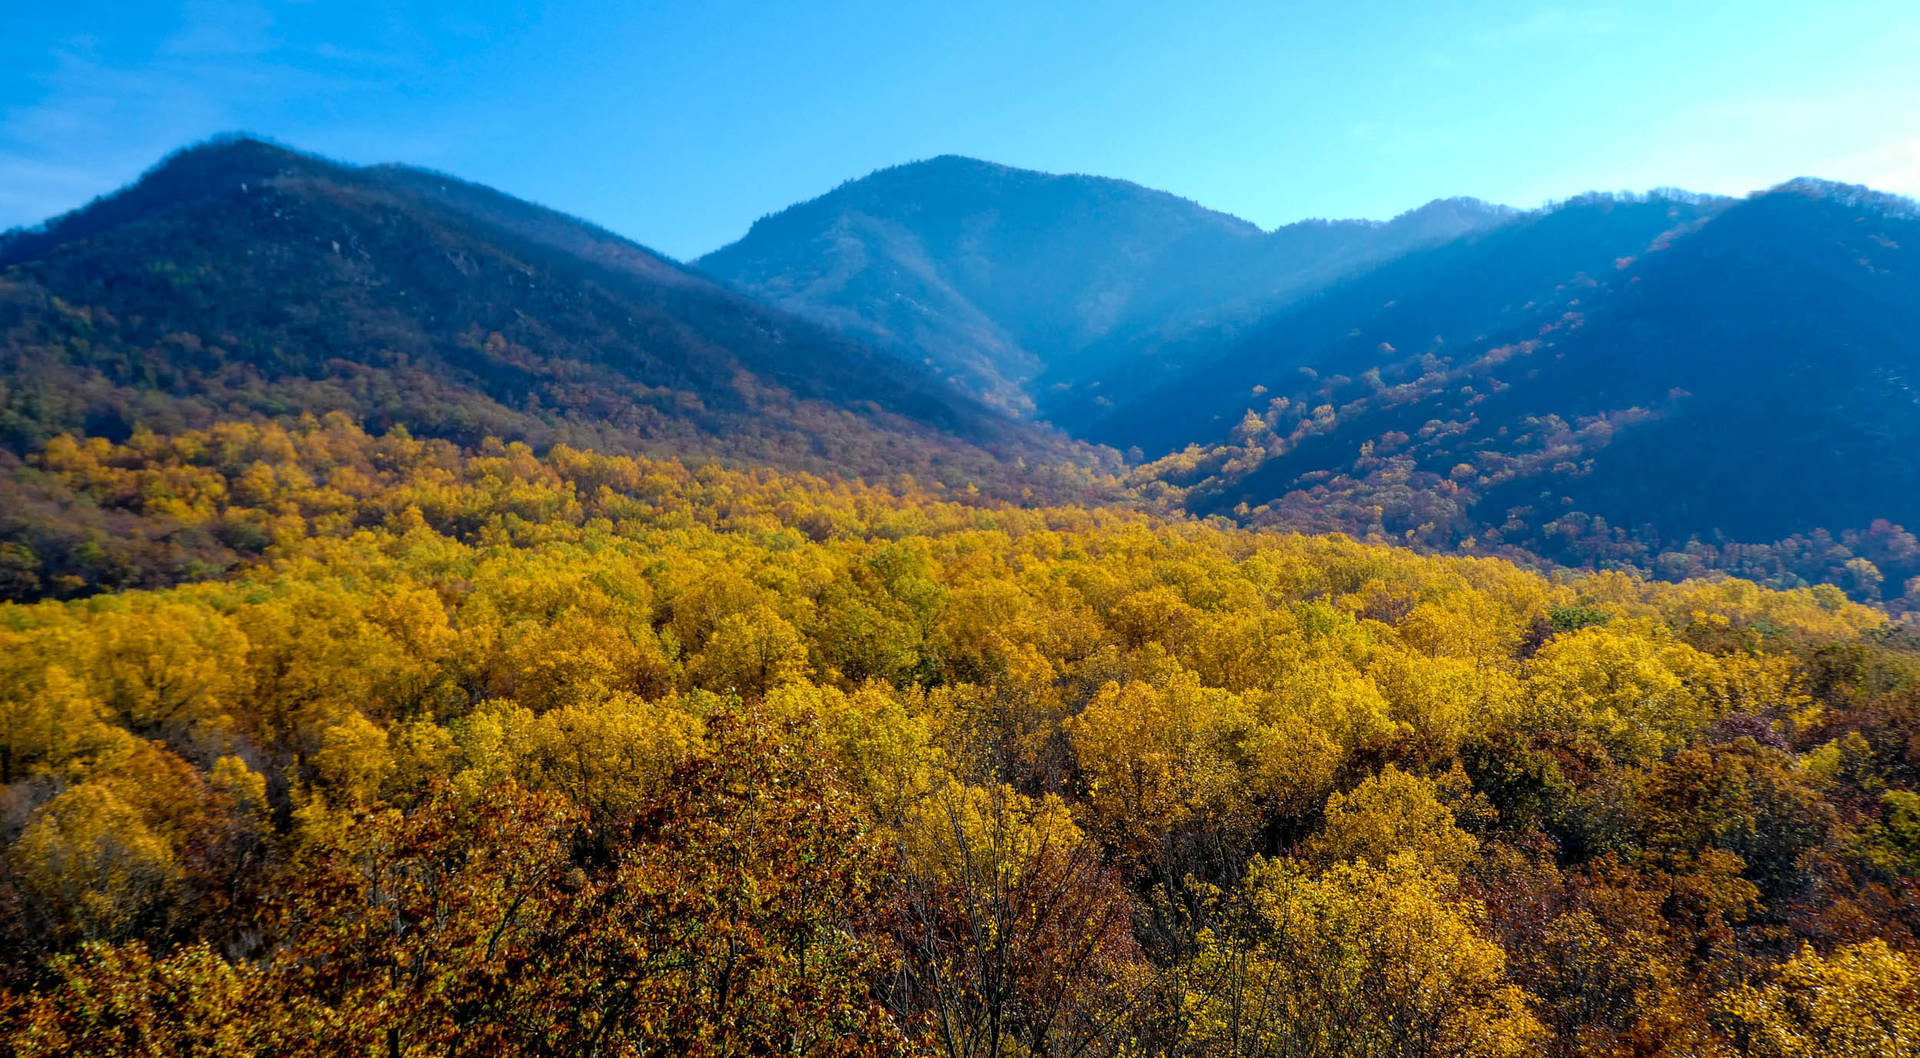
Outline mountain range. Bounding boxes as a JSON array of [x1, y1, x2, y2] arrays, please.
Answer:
[[0, 137, 1100, 492], [702, 160, 1920, 601], [3, 135, 1917, 605], [699, 155, 1514, 412]]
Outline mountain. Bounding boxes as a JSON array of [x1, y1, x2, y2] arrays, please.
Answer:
[[9, 139, 1917, 604], [697, 156, 1514, 413], [1075, 190, 1734, 452], [1110, 182, 1920, 596], [0, 137, 1100, 491]]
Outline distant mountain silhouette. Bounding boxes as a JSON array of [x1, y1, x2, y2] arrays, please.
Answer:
[[0, 137, 1099, 490], [697, 156, 1514, 412]]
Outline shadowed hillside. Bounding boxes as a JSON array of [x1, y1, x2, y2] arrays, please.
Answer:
[[1113, 183, 1920, 604]]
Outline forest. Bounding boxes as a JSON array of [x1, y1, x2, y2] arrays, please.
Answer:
[[3, 414, 1920, 1056]]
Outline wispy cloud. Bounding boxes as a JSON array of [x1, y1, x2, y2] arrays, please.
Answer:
[[1493, 75, 1920, 212]]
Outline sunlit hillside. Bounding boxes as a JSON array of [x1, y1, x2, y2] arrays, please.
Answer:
[[3, 416, 1918, 1055]]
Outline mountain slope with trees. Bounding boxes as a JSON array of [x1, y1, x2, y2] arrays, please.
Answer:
[[2, 417, 1917, 1056], [1102, 183, 1920, 607], [0, 137, 1105, 492], [3, 139, 1920, 1057]]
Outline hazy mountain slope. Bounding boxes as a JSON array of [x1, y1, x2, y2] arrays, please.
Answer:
[[1033, 196, 1518, 419], [1077, 192, 1731, 451], [0, 137, 1102, 490], [698, 156, 1513, 411], [1119, 181, 1920, 592]]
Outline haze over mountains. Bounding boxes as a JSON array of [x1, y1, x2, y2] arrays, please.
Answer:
[[1129, 183, 1920, 540], [699, 156, 1515, 412], [4, 135, 1918, 603]]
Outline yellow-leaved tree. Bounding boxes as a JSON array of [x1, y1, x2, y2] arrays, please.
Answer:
[[1181, 856, 1544, 1058], [1718, 940, 1920, 1058]]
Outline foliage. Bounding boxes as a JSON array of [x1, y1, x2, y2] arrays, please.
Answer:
[[1718, 940, 1920, 1058], [1181, 856, 1544, 1058], [0, 418, 1914, 1055]]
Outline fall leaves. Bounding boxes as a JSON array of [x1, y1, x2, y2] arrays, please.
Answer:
[[2, 419, 1919, 1055]]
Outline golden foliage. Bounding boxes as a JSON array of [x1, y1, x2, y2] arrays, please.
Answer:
[[0, 418, 1912, 1055]]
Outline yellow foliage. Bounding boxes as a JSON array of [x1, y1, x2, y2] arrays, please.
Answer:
[[1182, 856, 1544, 1058], [685, 606, 810, 697], [896, 781, 1086, 887], [12, 784, 178, 941], [1369, 650, 1520, 762], [1, 416, 1907, 1057], [519, 694, 703, 820], [1524, 623, 1717, 762], [1718, 940, 1920, 1058], [495, 608, 672, 710], [1304, 765, 1480, 876], [0, 664, 132, 785], [208, 755, 269, 819], [1067, 674, 1254, 857], [762, 681, 940, 822], [309, 711, 394, 804]]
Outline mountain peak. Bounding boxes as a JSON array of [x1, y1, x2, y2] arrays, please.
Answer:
[[152, 132, 324, 173], [1394, 196, 1516, 222], [700, 158, 1521, 414], [1765, 177, 1920, 217], [1376, 196, 1519, 241], [0, 136, 1067, 491], [1, 133, 342, 262]]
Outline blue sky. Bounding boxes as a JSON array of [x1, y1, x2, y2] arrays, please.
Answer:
[[4, 0, 1919, 260]]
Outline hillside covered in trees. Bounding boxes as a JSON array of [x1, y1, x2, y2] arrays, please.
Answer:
[[1101, 183, 1920, 611], [2, 417, 1920, 1056], [706, 158, 1920, 608], [0, 138, 1110, 502]]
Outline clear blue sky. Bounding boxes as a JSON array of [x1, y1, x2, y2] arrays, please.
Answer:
[[5, 0, 1918, 260]]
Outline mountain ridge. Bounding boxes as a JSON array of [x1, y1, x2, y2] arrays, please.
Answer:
[[698, 155, 1518, 411]]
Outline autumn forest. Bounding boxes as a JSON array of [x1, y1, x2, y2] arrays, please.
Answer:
[[1, 134, 1919, 1057]]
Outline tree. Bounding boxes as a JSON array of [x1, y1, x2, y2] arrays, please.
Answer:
[[889, 783, 1147, 1058], [4, 941, 256, 1057], [1523, 625, 1714, 763], [1065, 676, 1254, 864], [1181, 856, 1543, 1058], [6, 710, 917, 1057], [11, 784, 177, 944], [1718, 940, 1920, 1058], [1302, 766, 1479, 877], [686, 606, 811, 698]]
